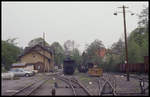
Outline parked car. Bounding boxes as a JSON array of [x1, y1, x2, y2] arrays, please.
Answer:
[[9, 68, 34, 77], [2, 72, 15, 80], [31, 70, 38, 74]]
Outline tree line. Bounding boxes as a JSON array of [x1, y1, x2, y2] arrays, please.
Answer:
[[104, 6, 149, 72]]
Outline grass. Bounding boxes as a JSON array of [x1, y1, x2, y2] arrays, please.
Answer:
[[48, 79, 55, 84], [74, 69, 80, 75], [77, 73, 92, 84]]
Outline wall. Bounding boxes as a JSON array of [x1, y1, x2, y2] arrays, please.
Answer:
[[12, 65, 34, 71], [34, 46, 52, 59], [24, 65, 34, 71], [20, 51, 54, 72]]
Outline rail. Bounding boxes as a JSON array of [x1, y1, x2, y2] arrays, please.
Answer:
[[11, 77, 50, 96], [98, 73, 117, 96], [55, 75, 92, 96]]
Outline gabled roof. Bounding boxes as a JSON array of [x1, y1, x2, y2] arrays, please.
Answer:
[[27, 44, 52, 55], [18, 50, 51, 62], [12, 63, 26, 67], [12, 62, 43, 67], [18, 44, 53, 58]]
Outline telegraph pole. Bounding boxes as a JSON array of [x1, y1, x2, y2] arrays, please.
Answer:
[[114, 5, 132, 81], [122, 5, 129, 81]]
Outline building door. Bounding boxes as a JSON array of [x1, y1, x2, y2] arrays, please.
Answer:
[[34, 62, 44, 72]]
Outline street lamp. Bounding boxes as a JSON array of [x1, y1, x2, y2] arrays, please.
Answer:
[[114, 5, 134, 81]]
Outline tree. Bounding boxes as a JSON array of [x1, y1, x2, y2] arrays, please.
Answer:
[[85, 39, 105, 67], [6, 37, 18, 45], [28, 37, 50, 47], [127, 27, 148, 63], [50, 42, 64, 66], [111, 39, 125, 55], [138, 6, 149, 27], [2, 39, 22, 70], [103, 38, 125, 72], [86, 39, 105, 56], [127, 6, 149, 64], [128, 39, 142, 63], [71, 48, 82, 65]]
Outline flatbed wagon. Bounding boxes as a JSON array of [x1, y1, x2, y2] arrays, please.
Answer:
[[88, 67, 103, 77]]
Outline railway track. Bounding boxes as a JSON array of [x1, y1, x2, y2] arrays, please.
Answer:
[[11, 76, 51, 96], [98, 73, 149, 96], [110, 72, 149, 82], [98, 73, 117, 96], [55, 75, 92, 96], [124, 74, 149, 82], [7, 72, 148, 96]]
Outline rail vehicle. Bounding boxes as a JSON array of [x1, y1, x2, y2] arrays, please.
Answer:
[[87, 63, 103, 77], [63, 57, 76, 75], [78, 64, 88, 73], [77, 62, 94, 73], [87, 63, 94, 68], [88, 67, 103, 77], [78, 62, 103, 76], [119, 56, 149, 73]]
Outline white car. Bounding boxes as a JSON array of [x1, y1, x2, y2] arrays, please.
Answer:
[[2, 72, 14, 80], [9, 68, 34, 77]]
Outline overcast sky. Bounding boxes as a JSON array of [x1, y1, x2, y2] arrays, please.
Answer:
[[2, 1, 148, 53]]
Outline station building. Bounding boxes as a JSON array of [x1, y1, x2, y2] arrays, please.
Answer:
[[12, 44, 54, 72]]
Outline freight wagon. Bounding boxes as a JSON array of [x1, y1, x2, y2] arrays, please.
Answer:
[[119, 56, 149, 73]]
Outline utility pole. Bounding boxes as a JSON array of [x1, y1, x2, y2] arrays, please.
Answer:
[[122, 5, 129, 81], [114, 5, 134, 81]]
